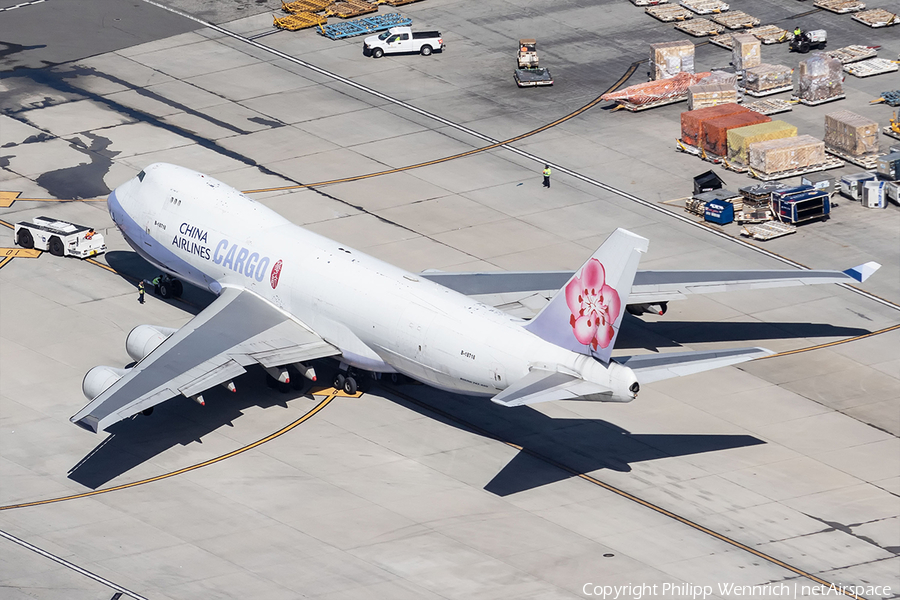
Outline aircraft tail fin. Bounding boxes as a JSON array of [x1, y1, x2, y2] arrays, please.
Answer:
[[524, 228, 649, 363]]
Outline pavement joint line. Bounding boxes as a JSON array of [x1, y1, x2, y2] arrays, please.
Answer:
[[137, 0, 899, 315], [0, 391, 339, 511], [380, 384, 868, 600], [0, 528, 149, 600]]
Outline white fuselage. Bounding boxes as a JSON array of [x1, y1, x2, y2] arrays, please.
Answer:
[[110, 164, 635, 399]]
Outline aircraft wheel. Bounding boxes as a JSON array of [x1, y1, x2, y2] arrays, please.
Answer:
[[171, 279, 184, 297], [343, 376, 358, 395], [48, 236, 64, 257], [158, 280, 172, 299], [16, 229, 34, 249], [333, 373, 345, 390]]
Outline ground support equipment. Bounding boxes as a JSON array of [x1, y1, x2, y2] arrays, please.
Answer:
[[646, 5, 693, 21], [852, 8, 898, 27], [274, 12, 328, 29], [885, 127, 900, 141], [376, 0, 426, 6], [325, 0, 378, 18], [825, 147, 886, 169], [742, 84, 793, 97], [680, 0, 728, 14], [515, 68, 553, 87], [318, 12, 410, 38], [844, 58, 898, 78], [748, 157, 844, 181], [796, 94, 846, 106], [744, 98, 794, 115], [631, 0, 668, 5], [813, 0, 865, 13], [675, 140, 748, 172], [711, 11, 759, 28], [282, 0, 331, 12], [613, 94, 688, 111], [741, 221, 796, 240], [827, 45, 877, 63], [676, 18, 724, 36]]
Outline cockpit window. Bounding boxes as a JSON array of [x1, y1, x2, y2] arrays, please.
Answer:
[[137, 170, 145, 182]]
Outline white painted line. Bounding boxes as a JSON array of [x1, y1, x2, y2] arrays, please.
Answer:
[[0, 529, 150, 600]]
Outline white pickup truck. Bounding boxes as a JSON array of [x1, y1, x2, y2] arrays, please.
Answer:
[[363, 27, 444, 58]]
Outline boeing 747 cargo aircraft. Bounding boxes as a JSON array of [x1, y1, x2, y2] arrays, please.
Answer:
[[70, 164, 879, 433]]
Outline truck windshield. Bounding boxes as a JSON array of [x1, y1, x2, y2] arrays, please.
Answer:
[[378, 31, 392, 40]]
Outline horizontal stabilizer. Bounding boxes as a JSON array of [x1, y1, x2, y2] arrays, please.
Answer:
[[614, 347, 773, 384], [843, 261, 880, 283], [491, 368, 611, 407]]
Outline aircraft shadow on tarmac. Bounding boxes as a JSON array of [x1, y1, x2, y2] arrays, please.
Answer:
[[67, 373, 314, 489], [381, 385, 766, 497]]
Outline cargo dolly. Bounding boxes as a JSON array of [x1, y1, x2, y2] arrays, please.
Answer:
[[646, 5, 693, 21], [844, 58, 898, 78], [274, 11, 328, 30], [676, 18, 724, 36], [318, 12, 411, 39], [515, 68, 553, 87], [281, 0, 331, 13], [826, 45, 877, 64], [711, 11, 760, 29], [375, 0, 427, 6], [748, 156, 844, 181], [744, 98, 795, 115], [742, 83, 794, 98], [326, 0, 378, 19], [613, 94, 688, 111], [813, 0, 865, 13], [825, 147, 886, 169], [675, 139, 748, 173], [852, 8, 898, 27], [680, 0, 729, 14], [631, 0, 668, 5], [741, 221, 796, 240]]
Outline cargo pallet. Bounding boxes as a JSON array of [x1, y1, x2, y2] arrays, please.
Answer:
[[813, 0, 865, 13], [749, 24, 789, 44], [844, 58, 899, 78], [795, 94, 846, 106], [744, 98, 794, 115], [318, 12, 410, 38], [742, 84, 793, 97], [680, 0, 729, 14], [325, 0, 378, 18], [827, 45, 877, 64], [885, 126, 900, 141], [675, 139, 748, 172], [282, 0, 331, 13], [274, 12, 328, 30], [631, 0, 669, 6], [515, 68, 554, 87], [711, 11, 760, 29], [852, 8, 899, 27], [741, 221, 796, 240], [646, 5, 693, 21], [748, 157, 844, 181], [613, 94, 688, 111], [825, 147, 886, 169], [675, 18, 724, 36]]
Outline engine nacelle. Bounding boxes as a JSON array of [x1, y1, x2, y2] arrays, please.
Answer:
[[626, 302, 668, 316], [126, 324, 177, 362], [83, 365, 130, 400]]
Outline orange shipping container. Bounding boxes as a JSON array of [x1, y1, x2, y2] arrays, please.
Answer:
[[702, 110, 771, 157], [681, 103, 749, 148]]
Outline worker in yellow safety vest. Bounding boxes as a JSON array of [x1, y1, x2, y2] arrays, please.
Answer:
[[542, 165, 551, 188]]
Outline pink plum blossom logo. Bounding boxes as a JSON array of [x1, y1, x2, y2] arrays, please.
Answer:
[[565, 259, 621, 350]]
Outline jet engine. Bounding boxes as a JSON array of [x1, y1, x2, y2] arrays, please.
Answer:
[[126, 324, 177, 362], [83, 366, 130, 400], [626, 302, 668, 316]]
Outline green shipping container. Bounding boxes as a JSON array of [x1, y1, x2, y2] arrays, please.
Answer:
[[727, 120, 797, 165]]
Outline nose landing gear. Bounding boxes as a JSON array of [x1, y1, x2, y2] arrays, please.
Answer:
[[153, 274, 184, 299]]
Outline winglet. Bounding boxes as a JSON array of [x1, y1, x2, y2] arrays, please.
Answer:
[[843, 261, 881, 283]]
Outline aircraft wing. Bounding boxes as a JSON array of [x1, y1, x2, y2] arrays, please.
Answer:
[[614, 347, 773, 384], [422, 262, 880, 307], [71, 287, 340, 433]]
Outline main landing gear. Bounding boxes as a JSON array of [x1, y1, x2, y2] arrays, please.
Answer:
[[153, 274, 183, 299]]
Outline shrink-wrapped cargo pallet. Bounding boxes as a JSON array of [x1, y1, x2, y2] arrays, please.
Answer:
[[749, 135, 826, 174], [650, 40, 696, 79], [798, 53, 844, 103], [727, 120, 797, 164], [703, 110, 771, 156], [743, 64, 793, 92], [732, 33, 761, 71], [688, 83, 738, 109], [824, 110, 879, 156], [681, 103, 749, 146]]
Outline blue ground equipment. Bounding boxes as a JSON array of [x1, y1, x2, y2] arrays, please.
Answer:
[[319, 13, 412, 40], [771, 185, 830, 224]]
